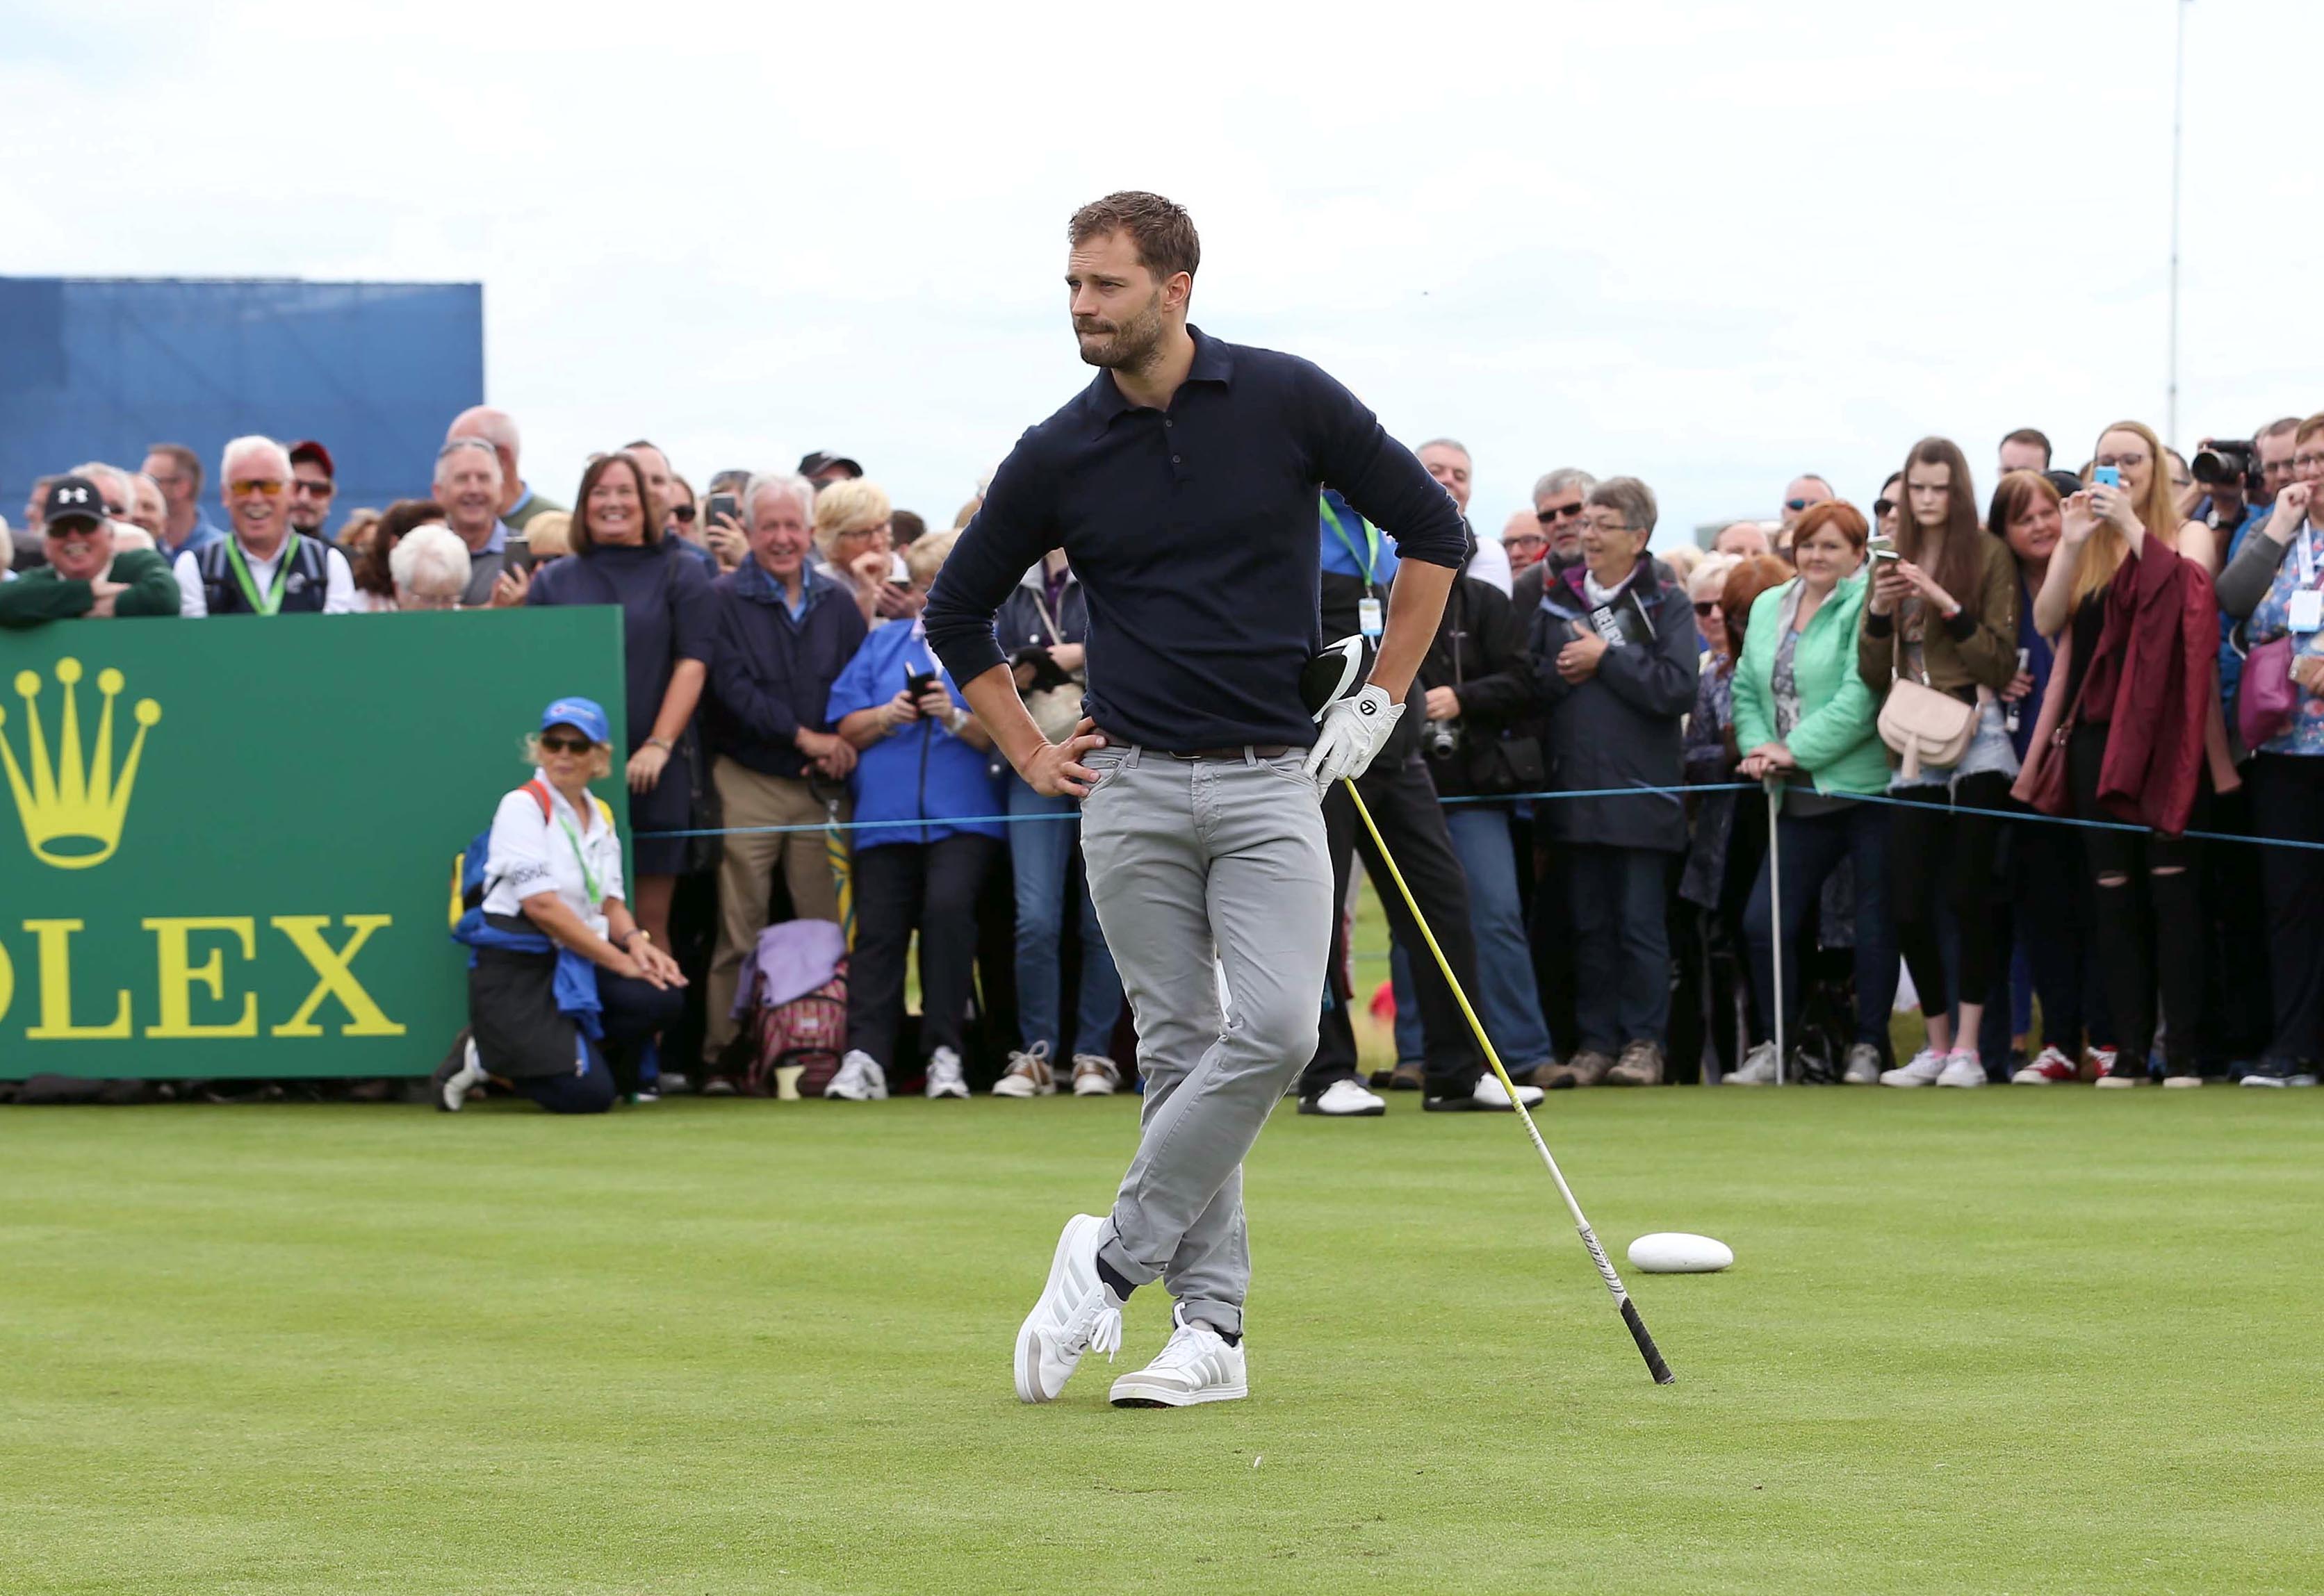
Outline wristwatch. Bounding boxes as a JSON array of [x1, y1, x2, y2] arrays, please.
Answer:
[[644, 735, 676, 755]]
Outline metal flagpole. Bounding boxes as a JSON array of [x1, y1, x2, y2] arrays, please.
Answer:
[[2167, 0, 2191, 443], [1765, 779, 1785, 1085]]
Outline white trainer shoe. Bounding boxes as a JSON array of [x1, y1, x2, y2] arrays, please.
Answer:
[[1725, 1042, 1779, 1085], [1071, 1053, 1122, 1096], [1110, 1303, 1248, 1408], [1015, 1213, 1125, 1404], [1935, 1050, 1986, 1088], [1299, 1077, 1386, 1116], [1880, 1048, 1947, 1088], [1425, 1073, 1546, 1112], [825, 1049, 889, 1101], [434, 1036, 487, 1112], [991, 1044, 1056, 1099], [925, 1046, 969, 1099], [1842, 1043, 1885, 1085]]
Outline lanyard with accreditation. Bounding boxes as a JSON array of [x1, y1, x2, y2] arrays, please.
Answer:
[[224, 534, 300, 616], [1319, 497, 1387, 639]]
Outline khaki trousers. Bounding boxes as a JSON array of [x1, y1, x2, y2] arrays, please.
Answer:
[[705, 756, 848, 1064]]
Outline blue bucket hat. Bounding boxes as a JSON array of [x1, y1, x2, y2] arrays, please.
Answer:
[[540, 696, 612, 746]]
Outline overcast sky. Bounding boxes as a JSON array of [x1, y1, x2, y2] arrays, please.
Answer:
[[6, 0, 2319, 549]]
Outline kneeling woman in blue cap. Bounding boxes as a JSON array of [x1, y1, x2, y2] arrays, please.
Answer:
[[436, 696, 689, 1112]]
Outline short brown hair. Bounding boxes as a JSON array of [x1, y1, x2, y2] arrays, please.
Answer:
[[1720, 555, 1795, 659], [2295, 411, 2324, 448], [1068, 191, 1200, 283], [1999, 427, 2052, 467], [570, 452, 658, 557], [356, 497, 446, 598], [146, 442, 202, 493], [1791, 499, 1869, 554]]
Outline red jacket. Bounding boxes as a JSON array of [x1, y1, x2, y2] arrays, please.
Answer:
[[2014, 537, 2235, 834]]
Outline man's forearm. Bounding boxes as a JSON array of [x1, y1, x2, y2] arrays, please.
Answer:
[[958, 664, 1047, 775], [1370, 562, 1455, 699]]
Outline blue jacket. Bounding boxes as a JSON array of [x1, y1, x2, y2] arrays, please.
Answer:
[[705, 562, 867, 780], [826, 620, 1005, 852]]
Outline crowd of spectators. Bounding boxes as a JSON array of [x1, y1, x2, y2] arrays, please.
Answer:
[[8, 403, 2322, 1108]]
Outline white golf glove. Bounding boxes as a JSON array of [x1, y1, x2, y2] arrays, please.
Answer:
[[1304, 684, 1403, 786]]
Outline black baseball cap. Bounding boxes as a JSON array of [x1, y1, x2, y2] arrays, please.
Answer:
[[798, 450, 863, 480], [42, 476, 107, 531]]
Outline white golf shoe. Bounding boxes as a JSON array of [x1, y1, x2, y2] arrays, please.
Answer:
[[1934, 1050, 1987, 1088], [433, 1035, 487, 1112], [924, 1046, 969, 1099], [1111, 1303, 1248, 1408], [825, 1050, 889, 1101], [1725, 1042, 1779, 1085], [1014, 1213, 1125, 1404], [1425, 1073, 1546, 1112]]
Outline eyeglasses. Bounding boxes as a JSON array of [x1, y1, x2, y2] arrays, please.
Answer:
[[2093, 453, 2149, 470], [669, 504, 696, 523], [291, 478, 334, 497], [1503, 531, 1547, 548], [1582, 520, 1633, 535], [228, 479, 286, 498], [1873, 498, 1896, 518], [1536, 502, 1586, 525], [2294, 453, 2324, 472], [1693, 600, 1721, 618], [539, 733, 594, 755]]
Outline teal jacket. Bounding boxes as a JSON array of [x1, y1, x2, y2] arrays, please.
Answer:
[[1730, 568, 1887, 800]]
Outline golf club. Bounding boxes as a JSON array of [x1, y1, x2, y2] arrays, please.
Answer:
[[1342, 778, 1677, 1385]]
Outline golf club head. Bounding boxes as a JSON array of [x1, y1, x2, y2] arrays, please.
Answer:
[[1302, 635, 1376, 723]]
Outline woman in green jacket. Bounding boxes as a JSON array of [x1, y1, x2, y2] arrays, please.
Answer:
[[1728, 501, 1893, 1084]]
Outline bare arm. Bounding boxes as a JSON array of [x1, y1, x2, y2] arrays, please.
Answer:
[[1370, 560, 1455, 700]]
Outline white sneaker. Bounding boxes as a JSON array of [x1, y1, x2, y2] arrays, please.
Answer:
[[1935, 1050, 1986, 1088], [1299, 1078, 1386, 1117], [992, 1043, 1056, 1098], [1014, 1213, 1125, 1404], [1110, 1303, 1248, 1408], [2162, 1073, 2204, 1089], [824, 1050, 889, 1101], [1426, 1073, 1546, 1112], [1071, 1053, 1122, 1096], [434, 1037, 487, 1112], [1842, 1043, 1884, 1085], [925, 1046, 969, 1099], [1880, 1048, 1947, 1088], [1725, 1042, 1779, 1085]]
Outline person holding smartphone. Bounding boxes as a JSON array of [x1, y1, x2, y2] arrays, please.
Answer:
[[1857, 437, 2021, 1087], [822, 529, 1003, 1101], [2018, 420, 2229, 1087]]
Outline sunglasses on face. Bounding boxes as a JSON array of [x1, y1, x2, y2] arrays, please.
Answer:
[[539, 733, 594, 755], [669, 504, 696, 523], [1536, 502, 1586, 525], [291, 479, 334, 497], [1785, 497, 1816, 512], [1873, 499, 1896, 518], [229, 479, 286, 497], [1694, 600, 1721, 618]]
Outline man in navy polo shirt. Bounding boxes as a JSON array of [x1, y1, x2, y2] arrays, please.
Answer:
[[925, 190, 1466, 1410]]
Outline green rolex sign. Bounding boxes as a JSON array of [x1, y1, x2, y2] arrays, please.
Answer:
[[0, 609, 626, 1078]]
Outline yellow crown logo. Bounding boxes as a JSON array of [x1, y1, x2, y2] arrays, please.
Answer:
[[0, 659, 162, 870]]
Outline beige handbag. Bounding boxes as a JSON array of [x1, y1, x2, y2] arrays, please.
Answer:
[[1876, 614, 1976, 782], [1021, 583, 1086, 745]]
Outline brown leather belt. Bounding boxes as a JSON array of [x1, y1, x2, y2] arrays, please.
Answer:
[[1162, 744, 1296, 761]]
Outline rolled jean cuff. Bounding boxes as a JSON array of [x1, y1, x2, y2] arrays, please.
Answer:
[[1099, 1225, 1163, 1289], [1177, 1296, 1243, 1337]]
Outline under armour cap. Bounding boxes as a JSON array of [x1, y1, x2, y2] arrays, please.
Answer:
[[42, 476, 107, 531], [540, 696, 612, 746]]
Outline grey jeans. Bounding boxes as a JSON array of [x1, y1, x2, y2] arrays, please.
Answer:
[[1077, 743, 1334, 1336]]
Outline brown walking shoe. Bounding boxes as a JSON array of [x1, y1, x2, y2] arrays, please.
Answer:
[[1605, 1039, 1665, 1087], [1541, 1050, 1613, 1089]]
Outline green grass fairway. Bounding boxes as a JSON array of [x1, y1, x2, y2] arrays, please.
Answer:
[[6, 1091, 2321, 1595]]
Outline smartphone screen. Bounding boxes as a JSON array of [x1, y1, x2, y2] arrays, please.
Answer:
[[2091, 466, 2122, 488]]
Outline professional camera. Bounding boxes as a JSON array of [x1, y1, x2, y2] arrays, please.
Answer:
[[2192, 439, 2263, 499], [1421, 718, 1465, 763]]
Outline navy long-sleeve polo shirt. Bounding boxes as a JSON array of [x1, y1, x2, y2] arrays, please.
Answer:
[[922, 325, 1468, 750]]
